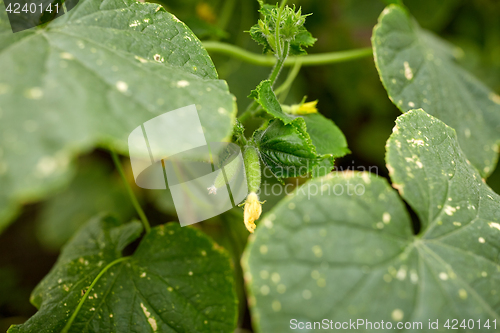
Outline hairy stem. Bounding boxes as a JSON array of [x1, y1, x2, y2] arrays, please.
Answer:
[[202, 41, 373, 67], [110, 149, 151, 234], [275, 57, 302, 99]]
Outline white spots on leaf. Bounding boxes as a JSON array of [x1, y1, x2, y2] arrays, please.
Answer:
[[260, 270, 269, 279], [458, 289, 467, 299], [444, 205, 456, 216], [77, 40, 85, 49], [217, 107, 226, 115], [383, 212, 391, 224], [362, 173, 371, 184], [408, 138, 424, 147], [36, 156, 58, 177], [312, 245, 322, 258], [391, 309, 404, 321], [272, 300, 281, 312], [167, 287, 173, 292], [129, 20, 140, 27], [260, 245, 268, 254], [201, 250, 207, 256], [144, 18, 150, 23], [153, 54, 162, 62], [135, 56, 148, 63], [439, 272, 448, 280], [489, 92, 500, 105], [116, 81, 128, 92], [176, 80, 190, 88], [396, 266, 407, 280], [263, 219, 273, 229], [188, 271, 193, 276], [415, 161, 423, 168], [25, 87, 43, 99], [277, 284, 286, 293], [140, 272, 146, 278], [488, 222, 500, 231], [408, 101, 415, 108], [481, 271, 488, 277], [60, 52, 74, 60], [140, 303, 158, 331], [453, 222, 461, 227], [410, 269, 418, 284], [288, 202, 295, 210], [403, 61, 413, 80], [260, 285, 270, 295], [184, 35, 192, 41], [89, 307, 95, 311], [478, 237, 485, 243], [109, 314, 113, 318], [271, 273, 280, 283], [464, 128, 471, 138]]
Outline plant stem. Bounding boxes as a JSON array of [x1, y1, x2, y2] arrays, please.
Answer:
[[275, 57, 302, 99], [61, 257, 130, 333], [202, 41, 373, 67], [268, 41, 289, 86], [110, 149, 151, 234]]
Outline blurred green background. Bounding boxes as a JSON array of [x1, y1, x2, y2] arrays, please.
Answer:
[[1, 0, 499, 331]]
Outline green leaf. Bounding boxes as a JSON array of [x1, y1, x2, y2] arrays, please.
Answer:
[[36, 157, 137, 251], [243, 109, 500, 332], [372, 4, 500, 177], [9, 216, 237, 332], [0, 0, 237, 232], [249, 80, 295, 124], [289, 29, 317, 56], [253, 119, 319, 180], [301, 113, 350, 176]]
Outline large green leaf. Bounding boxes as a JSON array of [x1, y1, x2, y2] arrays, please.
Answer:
[[372, 4, 500, 177], [253, 119, 319, 181], [9, 216, 237, 332], [0, 0, 236, 232], [243, 109, 500, 332]]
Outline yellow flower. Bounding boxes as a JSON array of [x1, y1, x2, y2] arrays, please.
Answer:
[[282, 98, 318, 115], [243, 192, 262, 233], [296, 100, 318, 114]]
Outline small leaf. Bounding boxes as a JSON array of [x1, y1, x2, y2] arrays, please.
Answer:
[[372, 4, 500, 177], [250, 80, 295, 124], [243, 109, 500, 332], [9, 216, 238, 332], [289, 29, 317, 56], [0, 0, 237, 233], [301, 113, 350, 176], [253, 119, 319, 180]]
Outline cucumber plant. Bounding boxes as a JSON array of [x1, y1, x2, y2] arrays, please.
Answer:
[[0, 0, 499, 332]]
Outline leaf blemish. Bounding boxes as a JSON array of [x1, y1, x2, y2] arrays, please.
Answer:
[[140, 303, 158, 331], [403, 61, 413, 80]]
